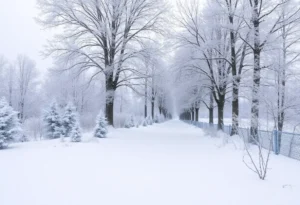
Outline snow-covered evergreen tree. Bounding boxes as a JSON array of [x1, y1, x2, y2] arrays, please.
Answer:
[[143, 118, 148, 127], [154, 115, 159, 123], [124, 116, 135, 128], [94, 112, 108, 138], [43, 102, 63, 139], [147, 116, 153, 125], [70, 123, 82, 142], [0, 98, 22, 148], [62, 103, 78, 137]]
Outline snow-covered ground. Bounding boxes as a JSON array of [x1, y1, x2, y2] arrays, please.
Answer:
[[1, 120, 300, 205]]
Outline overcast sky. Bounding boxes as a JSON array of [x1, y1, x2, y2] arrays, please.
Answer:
[[0, 0, 178, 74], [0, 0, 52, 73]]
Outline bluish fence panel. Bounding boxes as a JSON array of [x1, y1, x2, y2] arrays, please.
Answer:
[[259, 130, 273, 152], [183, 120, 300, 161], [279, 132, 300, 160]]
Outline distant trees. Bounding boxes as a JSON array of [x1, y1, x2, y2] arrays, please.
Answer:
[[0, 54, 40, 122], [176, 0, 232, 130], [16, 55, 38, 122], [175, 0, 300, 139], [0, 98, 22, 148]]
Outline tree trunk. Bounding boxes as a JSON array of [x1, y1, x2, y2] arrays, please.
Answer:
[[250, 3, 261, 142], [217, 97, 225, 131], [106, 101, 114, 126], [209, 90, 214, 125], [151, 86, 155, 119], [144, 79, 148, 118], [229, 11, 239, 136], [195, 108, 199, 122], [191, 109, 195, 121], [277, 16, 287, 151], [105, 75, 116, 126], [231, 85, 239, 135]]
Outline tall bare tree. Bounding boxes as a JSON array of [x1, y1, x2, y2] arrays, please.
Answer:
[[37, 0, 167, 126], [248, 0, 300, 141], [16, 55, 37, 122]]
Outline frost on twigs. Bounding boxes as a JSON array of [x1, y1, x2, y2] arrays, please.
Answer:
[[241, 130, 272, 180]]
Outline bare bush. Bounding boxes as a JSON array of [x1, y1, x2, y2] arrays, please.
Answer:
[[241, 130, 272, 180]]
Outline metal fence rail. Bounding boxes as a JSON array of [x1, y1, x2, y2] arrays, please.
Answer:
[[184, 120, 300, 161]]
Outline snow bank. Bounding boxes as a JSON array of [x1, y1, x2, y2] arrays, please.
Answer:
[[0, 120, 299, 205]]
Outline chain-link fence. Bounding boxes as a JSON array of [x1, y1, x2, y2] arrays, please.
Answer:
[[184, 120, 300, 161]]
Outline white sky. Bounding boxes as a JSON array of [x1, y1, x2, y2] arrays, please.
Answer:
[[0, 0, 52, 73], [0, 0, 178, 74]]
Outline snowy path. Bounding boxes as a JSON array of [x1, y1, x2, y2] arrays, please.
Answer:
[[1, 120, 300, 205]]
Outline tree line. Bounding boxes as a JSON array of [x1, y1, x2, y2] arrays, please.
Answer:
[[174, 0, 300, 142]]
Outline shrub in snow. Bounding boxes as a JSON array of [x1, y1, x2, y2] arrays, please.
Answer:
[[0, 98, 22, 148], [94, 112, 108, 138], [124, 116, 135, 128], [62, 103, 79, 138], [142, 118, 148, 127], [147, 116, 153, 125], [43, 102, 63, 139], [19, 134, 29, 142], [70, 123, 82, 142], [154, 115, 159, 123], [158, 114, 165, 123]]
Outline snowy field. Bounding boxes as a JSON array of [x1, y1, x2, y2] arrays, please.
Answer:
[[1, 120, 300, 205]]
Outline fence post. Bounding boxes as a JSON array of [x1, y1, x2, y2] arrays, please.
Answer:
[[273, 130, 279, 155]]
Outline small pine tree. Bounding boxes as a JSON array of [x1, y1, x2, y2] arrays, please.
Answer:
[[154, 115, 159, 123], [143, 118, 148, 127], [124, 116, 135, 128], [62, 103, 78, 137], [94, 112, 108, 138], [43, 102, 63, 139], [70, 123, 82, 142], [159, 114, 165, 123], [0, 98, 22, 148]]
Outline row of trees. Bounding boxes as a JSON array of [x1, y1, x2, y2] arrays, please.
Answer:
[[0, 55, 39, 122], [174, 0, 300, 142]]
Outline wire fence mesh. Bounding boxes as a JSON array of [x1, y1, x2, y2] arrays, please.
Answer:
[[184, 120, 300, 161]]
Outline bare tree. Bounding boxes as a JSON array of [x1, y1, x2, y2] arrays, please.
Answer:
[[15, 55, 37, 122], [242, 130, 272, 180], [176, 0, 232, 130], [247, 0, 300, 141], [37, 0, 167, 126]]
